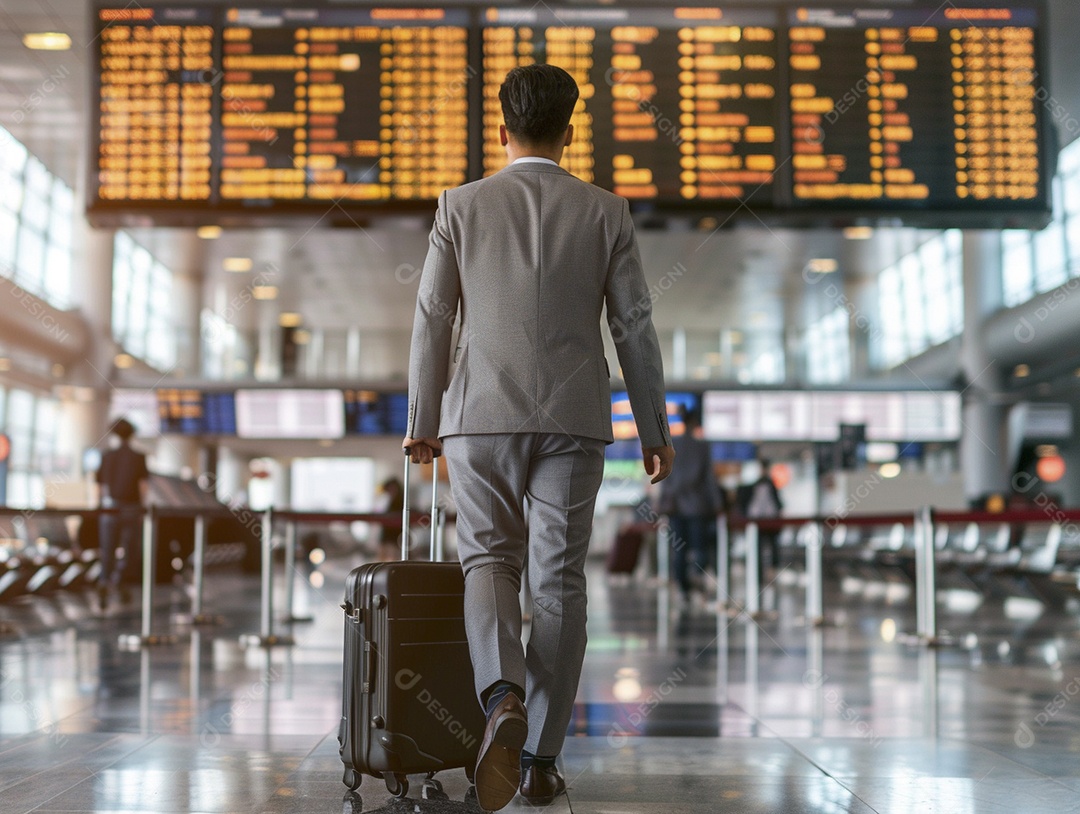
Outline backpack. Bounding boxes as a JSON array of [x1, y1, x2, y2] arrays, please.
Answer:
[[745, 479, 779, 519]]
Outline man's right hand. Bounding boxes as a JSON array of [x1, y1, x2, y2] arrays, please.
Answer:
[[642, 445, 675, 484]]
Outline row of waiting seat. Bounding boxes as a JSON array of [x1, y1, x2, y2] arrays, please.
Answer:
[[753, 512, 1080, 609], [0, 512, 101, 599]]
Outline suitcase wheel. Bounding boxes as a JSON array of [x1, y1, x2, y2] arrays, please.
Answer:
[[384, 772, 409, 798], [342, 767, 362, 791]]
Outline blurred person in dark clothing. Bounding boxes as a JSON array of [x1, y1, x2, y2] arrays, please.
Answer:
[[742, 459, 783, 579], [96, 418, 149, 609], [657, 407, 722, 601]]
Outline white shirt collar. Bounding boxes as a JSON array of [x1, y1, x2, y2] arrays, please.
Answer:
[[510, 156, 560, 166]]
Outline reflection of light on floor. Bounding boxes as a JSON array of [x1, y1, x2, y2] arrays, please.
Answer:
[[1004, 596, 1044, 621], [613, 667, 642, 702], [880, 618, 897, 643], [309, 572, 324, 589]]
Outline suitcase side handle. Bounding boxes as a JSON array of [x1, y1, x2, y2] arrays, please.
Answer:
[[401, 449, 443, 562]]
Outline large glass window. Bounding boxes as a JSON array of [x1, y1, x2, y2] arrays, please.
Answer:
[[0, 387, 60, 508], [112, 232, 177, 371], [0, 125, 73, 308], [874, 230, 963, 368], [806, 308, 851, 384], [1000, 138, 1080, 307]]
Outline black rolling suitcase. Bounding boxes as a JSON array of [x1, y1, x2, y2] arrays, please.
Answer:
[[338, 453, 485, 799]]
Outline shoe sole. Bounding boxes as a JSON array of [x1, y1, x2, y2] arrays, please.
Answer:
[[474, 714, 528, 812]]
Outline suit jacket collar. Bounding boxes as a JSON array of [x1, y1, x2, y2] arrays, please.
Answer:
[[501, 162, 574, 177]]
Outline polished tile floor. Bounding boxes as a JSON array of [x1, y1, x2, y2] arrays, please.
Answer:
[[2, 555, 1080, 813]]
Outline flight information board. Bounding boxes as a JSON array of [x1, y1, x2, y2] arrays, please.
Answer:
[[90, 4, 471, 216], [481, 6, 781, 204], [88, 2, 1051, 226], [788, 5, 1044, 212]]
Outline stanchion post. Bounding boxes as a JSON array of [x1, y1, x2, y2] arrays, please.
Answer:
[[745, 522, 760, 617], [917, 506, 938, 643], [657, 520, 670, 587], [241, 507, 294, 648], [140, 506, 154, 640], [260, 508, 273, 639], [716, 514, 729, 608], [191, 513, 206, 619], [119, 506, 177, 649], [280, 518, 312, 624], [806, 522, 824, 626]]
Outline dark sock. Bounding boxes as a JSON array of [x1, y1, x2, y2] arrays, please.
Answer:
[[521, 750, 557, 771], [483, 680, 525, 717]]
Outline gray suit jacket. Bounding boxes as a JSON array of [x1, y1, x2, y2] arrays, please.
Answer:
[[407, 161, 671, 448]]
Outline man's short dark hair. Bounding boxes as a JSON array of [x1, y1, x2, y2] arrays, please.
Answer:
[[111, 418, 135, 440], [499, 64, 579, 146]]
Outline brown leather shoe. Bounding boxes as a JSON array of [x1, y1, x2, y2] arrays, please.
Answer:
[[519, 765, 566, 806], [473, 693, 528, 811]]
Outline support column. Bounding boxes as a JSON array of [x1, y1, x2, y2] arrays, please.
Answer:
[[172, 230, 206, 378], [68, 222, 116, 474], [960, 231, 1008, 503], [255, 301, 282, 381], [215, 446, 248, 505]]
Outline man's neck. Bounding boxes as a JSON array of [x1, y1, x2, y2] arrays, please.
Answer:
[[505, 141, 564, 165]]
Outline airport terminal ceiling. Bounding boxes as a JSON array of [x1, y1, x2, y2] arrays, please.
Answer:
[[1, 0, 1079, 341]]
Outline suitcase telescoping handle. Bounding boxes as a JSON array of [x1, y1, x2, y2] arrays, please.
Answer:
[[401, 448, 442, 562]]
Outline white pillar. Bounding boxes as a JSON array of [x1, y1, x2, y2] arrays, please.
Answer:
[[172, 230, 205, 378], [960, 231, 1007, 502], [68, 222, 116, 471]]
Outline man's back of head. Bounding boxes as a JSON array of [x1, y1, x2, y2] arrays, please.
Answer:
[[499, 64, 579, 148]]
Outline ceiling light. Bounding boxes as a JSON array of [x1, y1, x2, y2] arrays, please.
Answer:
[[279, 312, 302, 328], [843, 226, 874, 240], [114, 354, 134, 369], [23, 32, 71, 50], [197, 225, 222, 239], [223, 257, 252, 272], [252, 285, 278, 300], [1013, 364, 1030, 378], [808, 258, 839, 274], [51, 363, 64, 377], [0, 358, 11, 371]]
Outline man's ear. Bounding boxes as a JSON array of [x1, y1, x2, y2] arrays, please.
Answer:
[[500, 124, 509, 147], [564, 124, 574, 146]]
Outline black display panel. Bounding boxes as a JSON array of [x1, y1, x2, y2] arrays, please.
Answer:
[[787, 5, 1046, 214], [158, 388, 237, 434], [481, 6, 781, 205], [343, 390, 409, 435], [87, 3, 1052, 227], [89, 4, 472, 220]]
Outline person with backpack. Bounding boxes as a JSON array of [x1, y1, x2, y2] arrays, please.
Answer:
[[742, 459, 784, 583]]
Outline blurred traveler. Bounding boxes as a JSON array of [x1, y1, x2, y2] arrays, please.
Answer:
[[374, 476, 405, 561], [658, 407, 722, 601], [742, 459, 784, 579], [403, 64, 674, 810], [95, 418, 149, 610]]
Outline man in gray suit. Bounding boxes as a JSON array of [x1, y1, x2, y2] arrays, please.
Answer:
[[404, 64, 674, 811]]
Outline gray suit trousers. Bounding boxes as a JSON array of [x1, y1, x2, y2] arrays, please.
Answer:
[[443, 432, 605, 756]]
